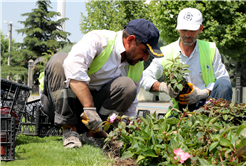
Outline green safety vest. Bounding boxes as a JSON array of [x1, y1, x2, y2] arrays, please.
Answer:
[[39, 31, 143, 91], [39, 72, 44, 91], [162, 40, 216, 118], [87, 31, 143, 83]]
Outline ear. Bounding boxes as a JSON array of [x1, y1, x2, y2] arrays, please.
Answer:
[[126, 35, 136, 45], [199, 25, 204, 33]]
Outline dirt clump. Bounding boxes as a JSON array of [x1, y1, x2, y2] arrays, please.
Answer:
[[104, 141, 137, 166]]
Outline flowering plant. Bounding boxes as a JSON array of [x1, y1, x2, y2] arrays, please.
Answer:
[[103, 109, 246, 165], [174, 148, 190, 163], [163, 57, 191, 94]]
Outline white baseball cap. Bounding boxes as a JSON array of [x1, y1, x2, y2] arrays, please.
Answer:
[[176, 8, 203, 31]]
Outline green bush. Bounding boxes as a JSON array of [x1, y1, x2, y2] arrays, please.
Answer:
[[104, 101, 246, 165]]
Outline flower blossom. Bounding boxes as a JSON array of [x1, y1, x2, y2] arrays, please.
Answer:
[[109, 113, 117, 123], [174, 148, 190, 163], [129, 121, 133, 126], [205, 98, 213, 105]]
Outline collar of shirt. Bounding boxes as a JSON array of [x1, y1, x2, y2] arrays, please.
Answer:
[[177, 38, 199, 60]]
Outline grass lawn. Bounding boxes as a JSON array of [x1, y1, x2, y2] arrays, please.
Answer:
[[1, 135, 115, 166]]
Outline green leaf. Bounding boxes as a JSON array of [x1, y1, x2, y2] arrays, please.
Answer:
[[210, 134, 220, 141], [155, 145, 166, 149], [198, 158, 211, 166], [182, 69, 191, 73], [209, 141, 219, 151], [177, 84, 183, 91], [236, 125, 246, 136], [223, 114, 228, 120], [209, 116, 218, 124], [151, 130, 156, 145], [103, 124, 110, 131], [170, 137, 178, 149], [134, 137, 145, 142], [121, 151, 134, 160], [141, 149, 158, 157], [136, 155, 145, 164], [225, 149, 232, 154], [191, 116, 196, 125], [139, 116, 149, 125], [220, 138, 232, 148], [236, 138, 246, 149]]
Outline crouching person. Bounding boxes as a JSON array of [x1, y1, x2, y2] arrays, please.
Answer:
[[40, 19, 163, 148]]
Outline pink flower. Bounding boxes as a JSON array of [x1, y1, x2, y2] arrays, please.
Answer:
[[109, 113, 117, 123], [174, 148, 190, 163], [129, 121, 133, 126], [205, 98, 213, 105]]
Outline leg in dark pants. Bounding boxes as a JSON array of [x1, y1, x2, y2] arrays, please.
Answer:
[[41, 53, 78, 127], [209, 78, 233, 102], [76, 77, 137, 133]]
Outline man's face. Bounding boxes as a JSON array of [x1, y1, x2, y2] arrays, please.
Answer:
[[178, 25, 203, 46], [125, 43, 149, 65]]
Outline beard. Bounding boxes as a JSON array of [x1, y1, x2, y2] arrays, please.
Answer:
[[125, 48, 143, 66], [180, 33, 199, 46]]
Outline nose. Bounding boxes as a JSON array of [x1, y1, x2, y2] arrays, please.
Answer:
[[185, 30, 193, 37]]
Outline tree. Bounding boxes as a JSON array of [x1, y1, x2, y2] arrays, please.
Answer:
[[12, 0, 71, 82], [150, 1, 246, 61], [0, 30, 9, 66], [149, 1, 246, 86], [80, 0, 150, 34], [17, 0, 71, 56], [0, 30, 26, 81], [80, 0, 159, 70]]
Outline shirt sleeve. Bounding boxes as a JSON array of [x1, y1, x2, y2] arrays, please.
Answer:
[[62, 32, 104, 87], [206, 47, 231, 91], [140, 58, 164, 91]]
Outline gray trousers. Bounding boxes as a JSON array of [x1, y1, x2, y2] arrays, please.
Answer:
[[41, 53, 137, 134]]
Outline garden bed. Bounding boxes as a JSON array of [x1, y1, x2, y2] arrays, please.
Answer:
[[103, 98, 246, 165]]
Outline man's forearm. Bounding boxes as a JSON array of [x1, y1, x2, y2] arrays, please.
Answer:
[[70, 79, 94, 107]]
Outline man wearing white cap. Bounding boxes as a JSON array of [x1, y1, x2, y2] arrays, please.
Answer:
[[141, 7, 232, 112]]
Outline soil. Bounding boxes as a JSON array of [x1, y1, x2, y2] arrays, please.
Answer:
[[105, 142, 137, 166]]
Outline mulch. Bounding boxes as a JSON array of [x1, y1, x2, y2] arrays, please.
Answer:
[[104, 142, 137, 166]]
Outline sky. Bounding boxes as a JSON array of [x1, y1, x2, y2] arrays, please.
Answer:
[[1, 0, 87, 43]]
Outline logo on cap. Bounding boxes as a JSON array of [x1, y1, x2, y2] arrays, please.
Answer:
[[183, 12, 193, 21]]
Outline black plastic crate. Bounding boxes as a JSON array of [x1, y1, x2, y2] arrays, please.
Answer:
[[137, 109, 150, 119], [1, 116, 16, 161], [20, 99, 62, 136], [1, 78, 31, 141]]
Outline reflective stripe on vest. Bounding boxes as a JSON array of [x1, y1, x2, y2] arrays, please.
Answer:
[[198, 40, 216, 86], [161, 40, 216, 114], [39, 72, 44, 91], [88, 31, 143, 83]]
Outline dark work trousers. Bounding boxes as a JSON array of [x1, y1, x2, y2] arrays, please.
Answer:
[[41, 53, 137, 134], [178, 78, 233, 112]]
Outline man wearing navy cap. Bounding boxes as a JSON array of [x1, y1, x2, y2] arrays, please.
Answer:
[[41, 19, 163, 148], [141, 8, 232, 113]]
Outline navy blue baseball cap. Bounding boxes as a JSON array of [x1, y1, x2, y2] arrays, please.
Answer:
[[124, 19, 163, 58]]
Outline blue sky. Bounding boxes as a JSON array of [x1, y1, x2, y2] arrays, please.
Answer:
[[1, 0, 87, 43]]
